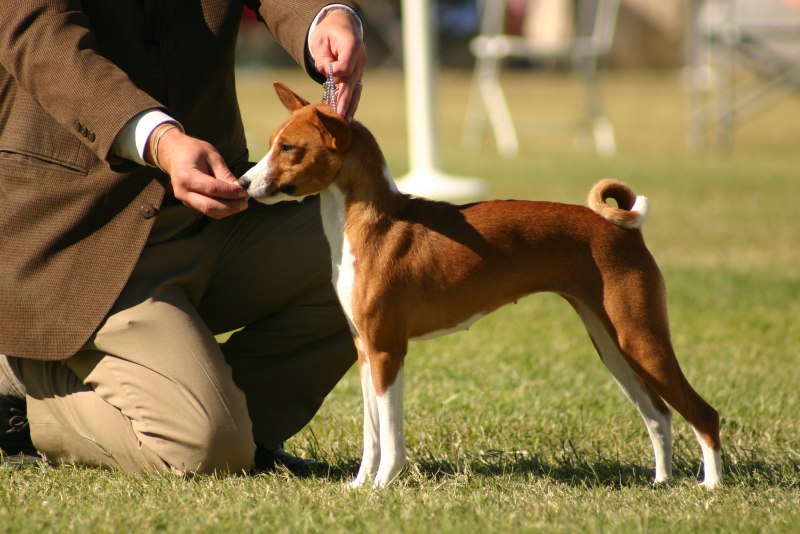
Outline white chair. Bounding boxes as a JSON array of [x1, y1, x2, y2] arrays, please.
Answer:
[[462, 0, 620, 157], [686, 0, 800, 150]]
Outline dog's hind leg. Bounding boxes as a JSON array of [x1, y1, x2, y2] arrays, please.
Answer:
[[622, 336, 722, 489], [634, 342, 722, 489], [570, 300, 674, 484], [572, 271, 722, 488]]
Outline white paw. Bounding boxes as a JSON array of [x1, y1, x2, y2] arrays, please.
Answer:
[[652, 477, 671, 488], [348, 464, 378, 489], [348, 476, 368, 489], [653, 473, 671, 485], [372, 460, 406, 488], [701, 476, 722, 489]]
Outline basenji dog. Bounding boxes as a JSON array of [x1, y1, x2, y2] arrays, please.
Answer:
[[239, 82, 722, 489]]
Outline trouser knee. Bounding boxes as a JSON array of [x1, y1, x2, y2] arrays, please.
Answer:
[[164, 419, 256, 475]]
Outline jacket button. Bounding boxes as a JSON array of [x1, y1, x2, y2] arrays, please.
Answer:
[[88, 131, 96, 142], [74, 120, 82, 132], [139, 203, 158, 219]]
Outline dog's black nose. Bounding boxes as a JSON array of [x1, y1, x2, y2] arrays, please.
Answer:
[[237, 176, 251, 189]]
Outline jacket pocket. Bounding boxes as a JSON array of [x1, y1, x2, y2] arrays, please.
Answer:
[[0, 100, 94, 175], [0, 148, 90, 176]]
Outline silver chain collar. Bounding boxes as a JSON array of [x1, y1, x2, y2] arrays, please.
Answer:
[[321, 62, 337, 114]]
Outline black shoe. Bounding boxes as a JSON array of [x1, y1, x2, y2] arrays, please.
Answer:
[[254, 444, 330, 477], [0, 394, 37, 457]]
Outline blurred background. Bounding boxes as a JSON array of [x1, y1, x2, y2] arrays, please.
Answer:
[[235, 0, 800, 164], [239, 0, 692, 69]]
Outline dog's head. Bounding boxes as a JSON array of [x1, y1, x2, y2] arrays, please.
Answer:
[[240, 82, 352, 204]]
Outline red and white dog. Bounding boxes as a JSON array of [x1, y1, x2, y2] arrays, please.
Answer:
[[240, 83, 722, 489]]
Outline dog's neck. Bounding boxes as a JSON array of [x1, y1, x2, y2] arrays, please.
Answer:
[[317, 121, 408, 334], [320, 122, 406, 235]]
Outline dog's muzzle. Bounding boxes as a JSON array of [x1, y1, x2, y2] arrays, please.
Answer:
[[237, 175, 251, 189]]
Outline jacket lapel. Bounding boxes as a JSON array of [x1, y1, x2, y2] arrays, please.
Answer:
[[144, 0, 181, 41]]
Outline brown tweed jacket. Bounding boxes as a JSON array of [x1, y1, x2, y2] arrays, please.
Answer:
[[0, 0, 359, 360]]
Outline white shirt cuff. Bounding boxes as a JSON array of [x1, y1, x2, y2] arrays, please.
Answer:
[[112, 109, 183, 165], [307, 4, 364, 62]]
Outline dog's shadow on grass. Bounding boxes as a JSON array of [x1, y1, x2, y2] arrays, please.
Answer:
[[320, 452, 659, 488], [411, 452, 658, 488], [323, 449, 800, 489]]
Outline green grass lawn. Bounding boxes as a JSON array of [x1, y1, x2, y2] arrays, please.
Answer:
[[3, 68, 799, 532]]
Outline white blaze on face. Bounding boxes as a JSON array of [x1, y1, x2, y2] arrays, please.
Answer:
[[241, 122, 311, 204], [240, 150, 271, 199]]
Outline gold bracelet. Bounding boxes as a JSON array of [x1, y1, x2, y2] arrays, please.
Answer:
[[149, 123, 178, 172], [147, 124, 166, 166]]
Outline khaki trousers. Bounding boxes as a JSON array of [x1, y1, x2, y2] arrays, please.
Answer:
[[18, 198, 356, 474]]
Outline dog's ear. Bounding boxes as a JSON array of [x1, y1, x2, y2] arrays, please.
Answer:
[[273, 82, 309, 112], [315, 108, 352, 152]]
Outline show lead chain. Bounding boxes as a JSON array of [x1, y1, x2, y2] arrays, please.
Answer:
[[322, 62, 337, 114]]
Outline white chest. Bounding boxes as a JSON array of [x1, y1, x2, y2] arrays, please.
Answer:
[[320, 186, 358, 335]]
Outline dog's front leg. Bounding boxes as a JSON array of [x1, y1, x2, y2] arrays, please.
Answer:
[[351, 349, 381, 488], [373, 358, 406, 488]]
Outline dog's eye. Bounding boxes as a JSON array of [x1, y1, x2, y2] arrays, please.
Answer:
[[280, 144, 296, 153]]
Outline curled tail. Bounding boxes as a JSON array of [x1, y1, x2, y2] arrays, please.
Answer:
[[588, 179, 649, 230]]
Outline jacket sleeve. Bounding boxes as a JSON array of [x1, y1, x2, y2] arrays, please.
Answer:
[[247, 0, 362, 84], [0, 1, 164, 164]]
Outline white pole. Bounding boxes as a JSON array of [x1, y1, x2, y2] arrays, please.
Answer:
[[396, 0, 486, 200], [403, 0, 436, 173]]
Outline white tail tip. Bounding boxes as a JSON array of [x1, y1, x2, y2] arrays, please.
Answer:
[[588, 179, 649, 230]]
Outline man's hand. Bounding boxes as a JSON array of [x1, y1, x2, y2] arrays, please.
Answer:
[[150, 127, 248, 219], [309, 8, 367, 121]]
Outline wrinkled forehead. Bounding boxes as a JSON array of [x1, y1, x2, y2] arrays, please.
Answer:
[[268, 106, 324, 146]]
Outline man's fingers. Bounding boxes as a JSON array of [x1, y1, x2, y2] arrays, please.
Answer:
[[157, 130, 249, 218], [171, 164, 248, 218], [179, 192, 249, 219], [173, 169, 247, 201], [336, 78, 363, 122], [310, 7, 367, 119], [317, 53, 366, 120], [344, 79, 363, 121], [207, 151, 241, 185], [329, 48, 357, 78]]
